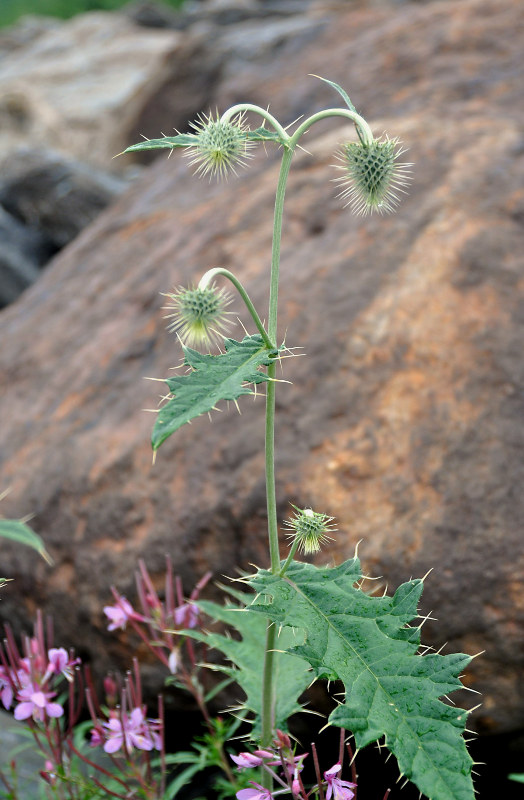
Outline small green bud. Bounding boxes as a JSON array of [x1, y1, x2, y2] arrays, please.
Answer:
[[185, 112, 253, 180], [335, 135, 412, 215], [283, 505, 336, 555], [162, 283, 232, 347]]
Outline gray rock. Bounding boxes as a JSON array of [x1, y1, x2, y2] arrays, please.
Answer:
[[0, 205, 51, 307]]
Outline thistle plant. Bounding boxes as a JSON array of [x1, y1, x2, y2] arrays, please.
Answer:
[[121, 76, 475, 800]]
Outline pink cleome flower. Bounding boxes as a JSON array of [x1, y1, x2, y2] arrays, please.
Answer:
[[0, 666, 13, 710], [100, 706, 162, 755], [324, 763, 356, 800], [103, 597, 137, 631], [14, 681, 63, 722], [237, 782, 274, 800]]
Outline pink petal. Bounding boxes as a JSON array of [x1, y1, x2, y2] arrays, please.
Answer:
[[14, 702, 35, 720]]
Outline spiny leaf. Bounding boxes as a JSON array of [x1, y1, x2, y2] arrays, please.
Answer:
[[0, 519, 53, 564], [310, 74, 358, 114], [121, 133, 196, 155], [188, 590, 311, 738], [152, 335, 279, 450], [248, 560, 475, 800]]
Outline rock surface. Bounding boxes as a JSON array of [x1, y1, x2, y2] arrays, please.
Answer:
[[0, 0, 523, 746], [0, 148, 128, 306]]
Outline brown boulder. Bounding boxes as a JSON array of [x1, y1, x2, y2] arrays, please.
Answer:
[[1, 0, 524, 741]]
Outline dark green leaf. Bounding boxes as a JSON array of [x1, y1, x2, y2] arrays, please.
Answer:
[[152, 335, 279, 450], [248, 559, 475, 800], [188, 590, 311, 737]]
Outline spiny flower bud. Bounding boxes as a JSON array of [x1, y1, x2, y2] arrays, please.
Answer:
[[185, 112, 253, 180], [334, 135, 412, 216], [162, 283, 232, 347], [283, 505, 336, 555]]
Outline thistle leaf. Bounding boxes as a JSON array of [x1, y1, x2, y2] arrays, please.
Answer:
[[152, 335, 279, 450], [248, 560, 475, 800], [310, 75, 358, 114], [121, 133, 196, 154], [189, 590, 311, 737]]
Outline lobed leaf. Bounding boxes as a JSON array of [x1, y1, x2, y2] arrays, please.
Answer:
[[248, 559, 475, 800], [152, 335, 279, 450], [188, 589, 311, 737]]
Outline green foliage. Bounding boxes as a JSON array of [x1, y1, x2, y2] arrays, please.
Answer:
[[123, 127, 286, 159], [152, 335, 279, 450], [248, 559, 475, 800], [0, 519, 53, 564], [188, 588, 312, 737], [122, 133, 197, 156], [0, 0, 185, 28]]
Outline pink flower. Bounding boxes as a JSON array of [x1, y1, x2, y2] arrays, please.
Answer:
[[237, 782, 274, 800], [173, 602, 199, 629], [0, 667, 13, 710], [103, 597, 136, 631], [44, 647, 78, 683], [231, 752, 266, 769], [101, 706, 162, 754], [14, 682, 63, 722], [324, 763, 356, 800]]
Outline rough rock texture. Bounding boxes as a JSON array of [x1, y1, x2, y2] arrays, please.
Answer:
[[0, 0, 523, 744], [0, 148, 128, 306], [0, 10, 205, 169]]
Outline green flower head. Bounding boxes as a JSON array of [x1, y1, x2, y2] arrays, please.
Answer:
[[335, 135, 412, 216], [284, 505, 336, 555], [185, 112, 253, 180], [162, 283, 232, 347]]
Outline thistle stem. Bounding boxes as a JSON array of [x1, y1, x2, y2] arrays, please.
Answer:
[[199, 267, 274, 349], [220, 104, 290, 143], [290, 108, 374, 147], [261, 146, 294, 758]]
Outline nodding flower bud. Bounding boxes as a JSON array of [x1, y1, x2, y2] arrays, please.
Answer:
[[283, 505, 336, 555], [334, 135, 412, 216], [185, 112, 253, 180], [162, 283, 232, 348]]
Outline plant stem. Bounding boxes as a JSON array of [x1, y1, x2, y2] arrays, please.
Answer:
[[261, 145, 294, 756], [199, 267, 274, 349]]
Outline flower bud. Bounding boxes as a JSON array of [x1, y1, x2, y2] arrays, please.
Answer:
[[335, 135, 411, 216], [185, 112, 253, 180], [163, 283, 232, 347], [283, 505, 336, 555]]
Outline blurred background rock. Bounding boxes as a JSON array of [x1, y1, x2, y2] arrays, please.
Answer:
[[0, 0, 523, 797]]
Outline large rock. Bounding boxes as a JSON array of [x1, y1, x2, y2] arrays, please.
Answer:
[[0, 10, 207, 170], [0, 0, 523, 745]]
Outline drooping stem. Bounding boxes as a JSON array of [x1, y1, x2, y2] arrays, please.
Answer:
[[198, 267, 274, 349]]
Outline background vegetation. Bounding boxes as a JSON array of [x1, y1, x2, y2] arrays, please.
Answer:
[[0, 0, 185, 28]]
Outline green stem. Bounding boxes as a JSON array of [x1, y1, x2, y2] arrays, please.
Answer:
[[261, 146, 294, 753], [278, 538, 300, 578], [220, 104, 290, 142], [290, 107, 374, 148], [198, 267, 274, 349], [257, 105, 372, 753]]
